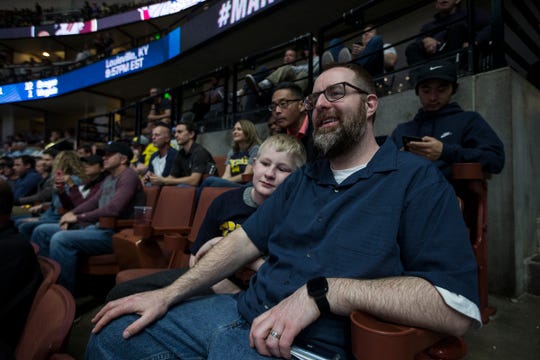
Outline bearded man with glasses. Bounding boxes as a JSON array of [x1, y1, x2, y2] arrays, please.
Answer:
[[269, 82, 319, 162], [88, 64, 480, 360]]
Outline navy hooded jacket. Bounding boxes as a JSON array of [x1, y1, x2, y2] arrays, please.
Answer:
[[391, 102, 505, 178]]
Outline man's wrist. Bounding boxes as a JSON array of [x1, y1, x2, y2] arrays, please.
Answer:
[[307, 277, 331, 314]]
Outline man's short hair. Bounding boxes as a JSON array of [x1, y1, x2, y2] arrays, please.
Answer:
[[154, 123, 172, 137], [78, 143, 93, 154], [43, 147, 59, 158], [178, 120, 198, 141], [273, 82, 304, 99], [328, 63, 377, 94], [257, 134, 307, 170], [15, 155, 36, 168]]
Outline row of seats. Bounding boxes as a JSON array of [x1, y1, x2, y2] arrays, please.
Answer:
[[79, 184, 236, 285], [78, 155, 228, 277]]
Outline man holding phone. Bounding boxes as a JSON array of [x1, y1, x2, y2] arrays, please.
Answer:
[[390, 60, 505, 179]]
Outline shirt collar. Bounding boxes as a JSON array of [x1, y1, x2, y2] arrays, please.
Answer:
[[287, 114, 309, 139], [305, 138, 399, 186]]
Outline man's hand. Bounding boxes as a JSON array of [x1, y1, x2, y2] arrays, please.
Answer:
[[28, 204, 43, 214], [142, 171, 153, 183], [422, 37, 440, 54], [135, 164, 148, 176], [351, 43, 365, 56], [249, 285, 320, 359], [91, 289, 171, 339], [148, 173, 166, 186], [406, 136, 443, 161], [60, 211, 78, 230]]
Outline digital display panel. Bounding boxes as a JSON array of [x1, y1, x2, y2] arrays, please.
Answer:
[[0, 28, 180, 104], [0, 0, 204, 39], [181, 0, 285, 51]]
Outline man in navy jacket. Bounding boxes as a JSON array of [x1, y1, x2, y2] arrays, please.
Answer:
[[391, 60, 504, 179]]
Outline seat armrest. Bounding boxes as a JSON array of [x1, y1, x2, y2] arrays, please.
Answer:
[[451, 163, 483, 180], [99, 217, 133, 230], [151, 225, 192, 236], [241, 173, 254, 183], [350, 310, 446, 360]]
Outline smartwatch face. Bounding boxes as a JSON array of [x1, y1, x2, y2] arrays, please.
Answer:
[[309, 277, 328, 297]]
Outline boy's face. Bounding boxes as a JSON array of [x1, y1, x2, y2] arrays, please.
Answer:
[[251, 146, 295, 203], [417, 79, 454, 112]]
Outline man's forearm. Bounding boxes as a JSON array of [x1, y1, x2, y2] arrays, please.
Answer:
[[164, 173, 202, 186], [327, 276, 473, 336], [161, 228, 260, 305]]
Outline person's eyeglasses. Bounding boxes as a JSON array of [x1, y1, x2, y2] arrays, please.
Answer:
[[268, 99, 303, 112], [303, 82, 369, 111]]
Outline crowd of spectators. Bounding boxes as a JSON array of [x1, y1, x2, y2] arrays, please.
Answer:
[[0, 0, 167, 28]]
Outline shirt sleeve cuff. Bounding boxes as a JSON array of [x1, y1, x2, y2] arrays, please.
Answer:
[[435, 286, 482, 329]]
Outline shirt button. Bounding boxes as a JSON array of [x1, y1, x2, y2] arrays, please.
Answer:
[[264, 304, 269, 309], [334, 188, 339, 193], [306, 253, 311, 258]]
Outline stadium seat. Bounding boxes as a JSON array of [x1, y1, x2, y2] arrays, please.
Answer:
[[77, 186, 161, 276], [115, 187, 236, 284], [112, 186, 197, 271], [15, 284, 76, 360]]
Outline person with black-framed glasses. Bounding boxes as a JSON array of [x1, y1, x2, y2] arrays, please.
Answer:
[[268, 82, 319, 162], [303, 81, 369, 111]]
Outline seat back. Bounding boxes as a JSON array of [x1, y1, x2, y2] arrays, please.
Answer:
[[189, 187, 236, 244], [115, 186, 236, 283], [144, 186, 161, 211], [30, 256, 62, 315], [212, 155, 227, 177], [111, 187, 197, 271], [168, 186, 236, 268], [151, 186, 196, 231], [15, 284, 76, 360], [452, 162, 494, 323]]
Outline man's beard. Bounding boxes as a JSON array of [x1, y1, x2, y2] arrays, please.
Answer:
[[313, 107, 367, 159]]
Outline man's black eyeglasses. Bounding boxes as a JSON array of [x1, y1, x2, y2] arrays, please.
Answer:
[[268, 99, 303, 112], [304, 82, 369, 111]]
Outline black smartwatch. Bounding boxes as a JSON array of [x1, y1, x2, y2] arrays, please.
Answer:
[[307, 276, 330, 314]]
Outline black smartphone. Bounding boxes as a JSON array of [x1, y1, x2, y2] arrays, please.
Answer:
[[402, 135, 423, 151], [291, 339, 342, 360]]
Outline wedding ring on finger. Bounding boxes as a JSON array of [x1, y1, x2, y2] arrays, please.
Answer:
[[269, 329, 281, 340]]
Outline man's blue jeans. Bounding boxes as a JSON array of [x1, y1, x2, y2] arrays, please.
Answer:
[[31, 223, 114, 292], [86, 294, 280, 360]]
